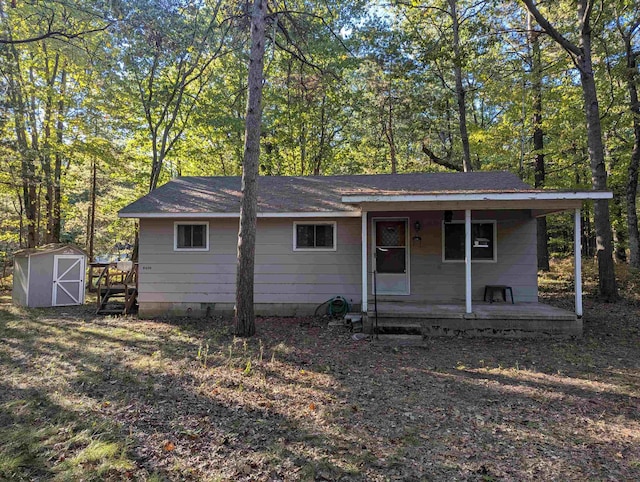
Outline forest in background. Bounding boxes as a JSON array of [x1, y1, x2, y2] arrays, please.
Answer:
[[0, 0, 638, 272]]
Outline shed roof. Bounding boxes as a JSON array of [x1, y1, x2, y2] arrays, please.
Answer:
[[120, 171, 539, 216], [14, 244, 87, 258]]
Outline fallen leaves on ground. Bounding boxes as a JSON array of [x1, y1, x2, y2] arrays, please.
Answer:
[[0, 265, 639, 480]]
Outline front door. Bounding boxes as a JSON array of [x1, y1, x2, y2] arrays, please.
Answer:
[[52, 255, 86, 306], [373, 218, 409, 295]]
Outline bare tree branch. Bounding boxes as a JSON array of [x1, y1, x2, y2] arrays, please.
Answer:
[[421, 142, 463, 171], [520, 0, 582, 59], [0, 23, 111, 45]]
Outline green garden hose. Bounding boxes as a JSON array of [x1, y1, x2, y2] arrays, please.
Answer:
[[314, 296, 350, 317]]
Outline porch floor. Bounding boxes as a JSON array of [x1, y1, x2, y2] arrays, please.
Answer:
[[365, 301, 580, 338], [369, 301, 576, 320]]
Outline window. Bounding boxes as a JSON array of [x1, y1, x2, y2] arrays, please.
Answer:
[[443, 221, 496, 262], [174, 222, 209, 251], [293, 222, 336, 251]]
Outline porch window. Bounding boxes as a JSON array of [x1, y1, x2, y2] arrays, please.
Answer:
[[443, 221, 496, 262], [174, 222, 209, 251], [294, 222, 336, 251]]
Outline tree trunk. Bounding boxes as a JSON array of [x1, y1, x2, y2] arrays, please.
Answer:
[[312, 94, 327, 176], [88, 158, 97, 261], [149, 138, 162, 192], [36, 182, 42, 244], [522, 0, 617, 300], [528, 14, 549, 271], [16, 190, 24, 247], [52, 67, 66, 242], [6, 42, 37, 248], [235, 0, 267, 337], [579, 34, 617, 300], [449, 0, 472, 172], [606, 138, 627, 262], [624, 34, 640, 268], [384, 95, 397, 174], [0, 0, 34, 248], [42, 74, 55, 242], [23, 147, 38, 248], [40, 48, 59, 243]]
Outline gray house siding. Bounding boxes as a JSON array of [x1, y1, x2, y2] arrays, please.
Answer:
[[137, 209, 538, 317], [367, 210, 538, 303], [137, 217, 362, 317]]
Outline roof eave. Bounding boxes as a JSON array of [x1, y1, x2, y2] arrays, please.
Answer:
[[341, 191, 613, 204], [118, 191, 613, 218], [118, 211, 362, 219]]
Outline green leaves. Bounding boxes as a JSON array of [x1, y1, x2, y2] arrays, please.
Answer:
[[0, 0, 637, 258]]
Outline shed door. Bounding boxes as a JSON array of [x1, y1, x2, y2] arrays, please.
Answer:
[[52, 255, 85, 306]]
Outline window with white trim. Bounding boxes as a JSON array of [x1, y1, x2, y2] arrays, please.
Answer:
[[293, 222, 336, 251], [442, 221, 496, 262], [174, 222, 209, 251]]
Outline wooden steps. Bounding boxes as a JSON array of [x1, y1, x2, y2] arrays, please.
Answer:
[[94, 263, 138, 315], [97, 286, 138, 315]]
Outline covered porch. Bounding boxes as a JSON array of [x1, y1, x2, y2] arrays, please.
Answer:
[[366, 300, 580, 338], [341, 188, 612, 337]]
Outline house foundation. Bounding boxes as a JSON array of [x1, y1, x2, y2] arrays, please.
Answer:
[[365, 301, 581, 338]]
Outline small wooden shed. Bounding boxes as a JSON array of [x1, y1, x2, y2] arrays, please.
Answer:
[[13, 244, 87, 308]]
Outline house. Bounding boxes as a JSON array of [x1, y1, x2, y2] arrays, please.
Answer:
[[118, 171, 612, 337]]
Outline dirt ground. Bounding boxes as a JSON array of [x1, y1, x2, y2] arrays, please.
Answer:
[[1, 266, 639, 481]]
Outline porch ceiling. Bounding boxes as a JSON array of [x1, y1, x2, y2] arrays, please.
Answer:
[[343, 191, 612, 216], [352, 199, 583, 215]]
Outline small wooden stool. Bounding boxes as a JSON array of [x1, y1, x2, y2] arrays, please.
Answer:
[[484, 285, 514, 304]]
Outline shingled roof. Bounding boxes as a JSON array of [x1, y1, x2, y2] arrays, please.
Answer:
[[119, 171, 538, 216]]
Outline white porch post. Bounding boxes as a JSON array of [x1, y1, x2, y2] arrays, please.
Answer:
[[361, 211, 368, 312], [465, 209, 472, 314], [574, 208, 583, 318]]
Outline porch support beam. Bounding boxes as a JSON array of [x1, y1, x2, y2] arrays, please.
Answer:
[[574, 208, 583, 318], [465, 209, 472, 314], [361, 211, 368, 312]]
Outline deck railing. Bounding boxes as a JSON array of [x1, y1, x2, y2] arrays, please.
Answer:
[[93, 262, 138, 314]]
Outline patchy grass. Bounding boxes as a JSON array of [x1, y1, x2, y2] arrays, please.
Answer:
[[1, 262, 640, 480]]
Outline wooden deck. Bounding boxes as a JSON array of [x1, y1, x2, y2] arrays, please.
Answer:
[[366, 301, 580, 338]]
